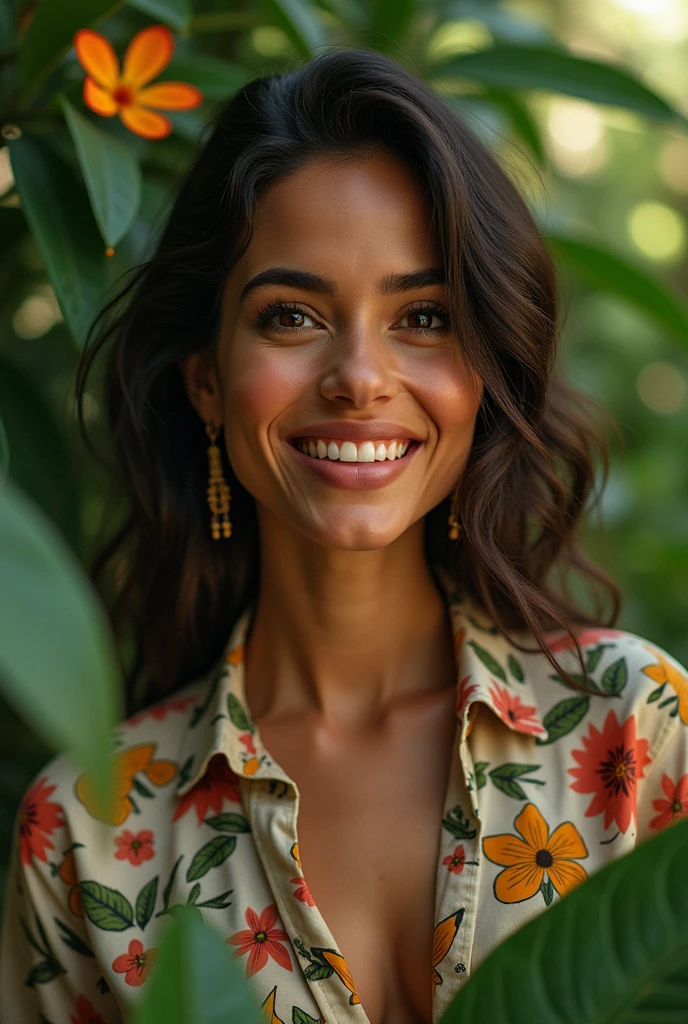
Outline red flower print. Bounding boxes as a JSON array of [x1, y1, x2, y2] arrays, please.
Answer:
[[547, 628, 621, 654], [70, 995, 107, 1024], [290, 876, 315, 906], [18, 776, 64, 866], [129, 694, 197, 725], [649, 773, 688, 831], [488, 684, 546, 738], [114, 829, 155, 865], [239, 732, 257, 755], [227, 904, 293, 977], [112, 938, 158, 987], [172, 753, 241, 825], [443, 845, 466, 874], [568, 710, 651, 833], [456, 674, 478, 718]]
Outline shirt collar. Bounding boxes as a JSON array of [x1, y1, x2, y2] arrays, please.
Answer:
[[176, 566, 547, 796]]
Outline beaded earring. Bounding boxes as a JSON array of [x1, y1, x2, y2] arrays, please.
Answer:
[[448, 487, 461, 541], [205, 421, 232, 539]]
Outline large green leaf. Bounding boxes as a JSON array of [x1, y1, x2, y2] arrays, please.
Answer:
[[263, 0, 329, 58], [435, 44, 684, 123], [161, 52, 251, 101], [441, 818, 688, 1022], [17, 0, 123, 102], [127, 0, 192, 31], [133, 905, 263, 1024], [60, 95, 142, 249], [481, 86, 547, 166], [0, 480, 120, 809], [7, 133, 108, 346], [368, 0, 416, 49], [546, 235, 688, 350], [0, 414, 8, 479]]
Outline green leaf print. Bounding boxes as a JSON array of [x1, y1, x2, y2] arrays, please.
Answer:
[[54, 917, 94, 957], [488, 763, 544, 800], [601, 656, 628, 696], [507, 654, 525, 683], [24, 957, 65, 986], [442, 805, 478, 840], [132, 777, 155, 799], [196, 889, 233, 910], [536, 696, 590, 746], [293, 1010, 322, 1024], [540, 877, 554, 906], [159, 855, 183, 916], [80, 881, 134, 931], [227, 692, 254, 733], [474, 761, 489, 790], [187, 883, 201, 905], [135, 876, 158, 931], [585, 644, 611, 673], [646, 685, 666, 704], [549, 672, 601, 694], [185, 836, 237, 882], [468, 641, 507, 682], [204, 812, 251, 833], [304, 962, 334, 981]]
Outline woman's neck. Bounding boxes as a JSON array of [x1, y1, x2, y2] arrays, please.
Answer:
[[244, 508, 457, 731]]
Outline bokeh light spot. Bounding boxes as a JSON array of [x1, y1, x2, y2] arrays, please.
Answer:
[[637, 361, 686, 413], [627, 201, 686, 263]]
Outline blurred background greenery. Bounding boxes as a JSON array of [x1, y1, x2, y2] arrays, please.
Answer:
[[1, 0, 687, 908]]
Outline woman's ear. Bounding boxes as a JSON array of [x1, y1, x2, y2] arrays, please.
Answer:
[[178, 349, 224, 427]]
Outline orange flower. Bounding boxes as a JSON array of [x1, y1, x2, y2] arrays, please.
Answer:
[[112, 938, 158, 986], [18, 776, 64, 866], [321, 950, 360, 1005], [483, 803, 588, 904], [488, 683, 547, 739], [649, 772, 688, 831], [290, 876, 315, 906], [227, 904, 293, 978], [172, 753, 240, 825], [260, 987, 286, 1024], [76, 743, 177, 825], [642, 649, 688, 725], [432, 909, 463, 985], [73, 25, 202, 139], [57, 848, 84, 916]]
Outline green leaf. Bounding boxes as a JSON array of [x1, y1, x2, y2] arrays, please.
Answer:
[[488, 763, 543, 800], [647, 685, 666, 704], [368, 0, 415, 49], [24, 958, 65, 987], [132, 777, 155, 798], [474, 761, 489, 790], [54, 918, 94, 958], [435, 44, 684, 123], [467, 640, 507, 682], [132, 905, 263, 1024], [59, 96, 142, 249], [536, 696, 590, 746], [204, 813, 251, 834], [80, 881, 134, 931], [187, 883, 201, 905], [162, 52, 251, 101], [585, 644, 607, 674], [18, 0, 123, 102], [127, 0, 192, 31], [303, 963, 334, 981], [443, 804, 478, 840], [482, 87, 547, 166], [507, 653, 525, 683], [7, 134, 107, 346], [226, 693, 253, 733], [136, 877, 159, 931], [601, 657, 628, 696], [546, 235, 688, 349], [185, 837, 236, 883], [293, 1010, 322, 1024], [442, 818, 688, 1023], [161, 856, 183, 914], [0, 414, 8, 479], [0, 482, 119, 808], [196, 890, 233, 910], [539, 876, 554, 907], [263, 0, 329, 57]]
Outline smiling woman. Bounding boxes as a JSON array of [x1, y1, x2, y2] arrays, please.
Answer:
[[2, 46, 688, 1024]]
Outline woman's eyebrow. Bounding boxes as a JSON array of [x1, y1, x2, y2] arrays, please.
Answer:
[[238, 266, 446, 304]]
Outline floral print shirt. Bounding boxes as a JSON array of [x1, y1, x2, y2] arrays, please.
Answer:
[[2, 570, 688, 1024]]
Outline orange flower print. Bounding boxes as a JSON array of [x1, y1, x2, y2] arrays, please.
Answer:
[[568, 710, 651, 833], [483, 804, 588, 905], [227, 904, 293, 977], [76, 743, 177, 825], [73, 25, 202, 139], [69, 994, 108, 1024], [18, 776, 64, 866], [642, 649, 688, 725], [261, 986, 286, 1024], [547, 628, 621, 653], [649, 773, 688, 831], [112, 938, 158, 986], [456, 674, 478, 718], [57, 848, 84, 916], [488, 683, 546, 738], [321, 950, 360, 1005], [290, 876, 315, 906], [432, 909, 464, 985], [442, 844, 478, 875], [114, 829, 155, 866], [172, 753, 240, 825]]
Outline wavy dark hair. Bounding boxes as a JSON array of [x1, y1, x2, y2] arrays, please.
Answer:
[[75, 47, 621, 714]]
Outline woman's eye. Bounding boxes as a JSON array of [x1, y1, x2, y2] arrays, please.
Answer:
[[397, 307, 448, 332], [272, 309, 318, 330]]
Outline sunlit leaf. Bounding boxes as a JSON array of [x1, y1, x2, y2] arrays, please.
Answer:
[[18, 0, 123, 102], [263, 0, 329, 57], [482, 86, 547, 166], [127, 0, 192, 32], [7, 133, 107, 346], [441, 817, 688, 1022], [435, 44, 684, 123], [547, 234, 688, 350], [0, 481, 120, 809], [132, 905, 263, 1024], [60, 95, 142, 248]]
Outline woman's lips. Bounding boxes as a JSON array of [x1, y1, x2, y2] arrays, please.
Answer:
[[286, 439, 421, 490]]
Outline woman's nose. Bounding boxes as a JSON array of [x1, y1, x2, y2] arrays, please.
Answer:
[[318, 325, 399, 408]]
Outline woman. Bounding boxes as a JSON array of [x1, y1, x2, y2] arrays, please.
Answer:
[[2, 47, 687, 1024]]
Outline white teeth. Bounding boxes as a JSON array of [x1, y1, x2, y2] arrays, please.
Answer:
[[297, 438, 413, 462], [340, 441, 357, 462], [317, 439, 328, 458], [375, 444, 386, 461], [357, 441, 376, 463], [308, 440, 317, 457], [327, 441, 340, 460], [386, 441, 397, 460]]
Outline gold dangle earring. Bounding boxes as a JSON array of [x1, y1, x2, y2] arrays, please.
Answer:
[[205, 421, 232, 540], [448, 487, 462, 541]]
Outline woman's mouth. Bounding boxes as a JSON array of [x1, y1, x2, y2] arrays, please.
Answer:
[[286, 436, 421, 490], [291, 436, 414, 462]]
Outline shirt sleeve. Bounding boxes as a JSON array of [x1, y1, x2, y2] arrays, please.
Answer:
[[0, 787, 122, 1024]]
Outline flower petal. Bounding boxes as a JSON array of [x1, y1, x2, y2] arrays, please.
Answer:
[[83, 77, 118, 116], [119, 105, 171, 140], [136, 82, 203, 110], [265, 939, 293, 973], [546, 821, 588, 861], [432, 910, 462, 966], [74, 29, 120, 89], [513, 803, 549, 851], [121, 25, 174, 89], [246, 940, 268, 977], [483, 834, 534, 867], [494, 861, 543, 903], [547, 857, 588, 897]]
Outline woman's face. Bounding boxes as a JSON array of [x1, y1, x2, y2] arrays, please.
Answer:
[[202, 151, 483, 549]]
